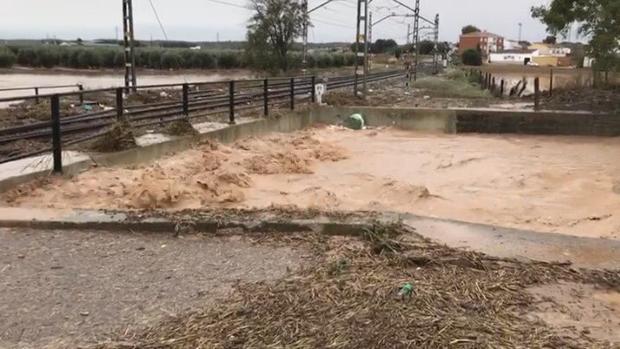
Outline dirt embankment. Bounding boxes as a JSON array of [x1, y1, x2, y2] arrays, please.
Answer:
[[2, 131, 347, 210]]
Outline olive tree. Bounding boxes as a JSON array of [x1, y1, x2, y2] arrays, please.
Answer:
[[246, 0, 307, 71]]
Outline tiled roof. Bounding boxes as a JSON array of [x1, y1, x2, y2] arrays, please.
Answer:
[[460, 31, 503, 38]]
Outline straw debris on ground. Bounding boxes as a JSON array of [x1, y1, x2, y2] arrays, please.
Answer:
[[164, 118, 198, 136], [94, 223, 620, 349], [89, 120, 137, 152]]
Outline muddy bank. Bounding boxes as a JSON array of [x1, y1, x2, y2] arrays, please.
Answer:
[[5, 126, 620, 239]]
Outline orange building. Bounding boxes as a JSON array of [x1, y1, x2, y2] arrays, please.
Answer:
[[459, 31, 504, 58]]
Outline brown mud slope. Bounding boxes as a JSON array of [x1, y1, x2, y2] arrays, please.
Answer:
[[2, 131, 347, 210], [96, 226, 620, 349]]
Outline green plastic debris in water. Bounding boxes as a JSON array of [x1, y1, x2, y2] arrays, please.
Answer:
[[344, 113, 365, 130]]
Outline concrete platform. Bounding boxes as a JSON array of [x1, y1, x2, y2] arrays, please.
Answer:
[[0, 207, 618, 270]]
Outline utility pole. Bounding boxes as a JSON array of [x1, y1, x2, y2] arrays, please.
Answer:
[[368, 11, 372, 72], [432, 13, 439, 74], [518, 22, 522, 42], [122, 0, 137, 92], [412, 0, 420, 81], [406, 23, 411, 45], [353, 0, 369, 97], [302, 0, 309, 73]]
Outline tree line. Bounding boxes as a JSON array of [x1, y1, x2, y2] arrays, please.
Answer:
[[0, 45, 356, 70]]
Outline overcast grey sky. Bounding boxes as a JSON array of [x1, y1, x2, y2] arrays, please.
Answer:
[[1, 0, 570, 44]]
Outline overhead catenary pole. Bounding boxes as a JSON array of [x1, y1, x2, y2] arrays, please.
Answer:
[[303, 0, 337, 73], [353, 0, 369, 97], [368, 11, 373, 71], [122, 0, 137, 92], [362, 0, 369, 95], [433, 13, 439, 74], [406, 23, 411, 45], [412, 0, 420, 81], [301, 0, 309, 73]]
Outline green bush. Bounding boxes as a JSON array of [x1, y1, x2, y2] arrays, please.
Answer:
[[161, 51, 182, 69], [305, 55, 316, 68], [332, 54, 345, 67], [100, 49, 119, 68], [461, 49, 482, 66], [77, 49, 102, 68], [147, 50, 163, 69], [316, 55, 333, 68], [0, 46, 17, 68], [345, 54, 356, 66], [217, 52, 240, 69], [35, 46, 60, 67], [193, 51, 216, 69], [16, 47, 36, 66]]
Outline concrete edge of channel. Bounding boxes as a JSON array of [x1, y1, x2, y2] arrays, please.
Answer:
[[0, 208, 398, 236], [1, 207, 619, 268]]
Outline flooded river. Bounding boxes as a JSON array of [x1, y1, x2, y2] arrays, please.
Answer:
[[0, 70, 254, 102]]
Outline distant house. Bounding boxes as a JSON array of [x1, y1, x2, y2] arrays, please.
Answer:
[[503, 39, 523, 51], [458, 31, 504, 62], [489, 49, 539, 65], [529, 43, 571, 57], [190, 46, 202, 50]]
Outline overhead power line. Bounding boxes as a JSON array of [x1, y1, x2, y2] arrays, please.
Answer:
[[205, 0, 251, 9], [148, 0, 169, 40], [312, 17, 355, 29]]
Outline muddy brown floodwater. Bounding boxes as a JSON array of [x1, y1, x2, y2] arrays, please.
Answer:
[[4, 126, 620, 239]]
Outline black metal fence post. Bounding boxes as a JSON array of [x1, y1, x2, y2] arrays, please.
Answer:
[[534, 77, 540, 110], [311, 76, 316, 103], [35, 87, 40, 104], [500, 79, 505, 96], [115, 88, 124, 121], [263, 79, 269, 117], [78, 84, 84, 105], [229, 80, 235, 124], [290, 78, 295, 110], [549, 69, 553, 97], [182, 83, 189, 117], [50, 95, 62, 174]]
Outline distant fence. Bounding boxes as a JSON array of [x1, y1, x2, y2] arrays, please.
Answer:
[[0, 70, 405, 169], [468, 68, 619, 111], [0, 84, 84, 104]]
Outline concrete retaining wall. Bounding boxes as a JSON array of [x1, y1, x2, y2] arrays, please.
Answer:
[[312, 106, 620, 137], [456, 110, 620, 136], [94, 112, 316, 168], [311, 106, 456, 133]]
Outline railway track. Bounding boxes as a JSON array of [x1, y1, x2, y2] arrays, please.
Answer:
[[0, 70, 405, 164]]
